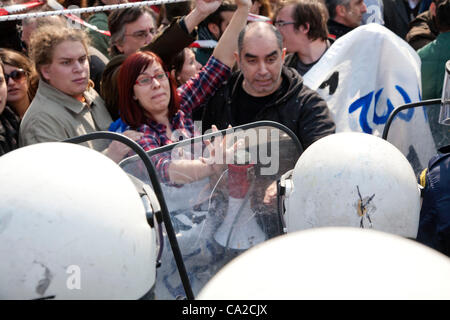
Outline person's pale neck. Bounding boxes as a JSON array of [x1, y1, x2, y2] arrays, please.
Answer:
[[297, 39, 328, 65]]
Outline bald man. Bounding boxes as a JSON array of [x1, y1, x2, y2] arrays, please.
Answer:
[[201, 21, 335, 150]]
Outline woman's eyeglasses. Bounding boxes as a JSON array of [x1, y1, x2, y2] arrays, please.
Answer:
[[4, 69, 27, 83], [135, 72, 168, 86]]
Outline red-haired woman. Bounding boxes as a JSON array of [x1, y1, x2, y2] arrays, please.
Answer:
[[115, 0, 250, 184]]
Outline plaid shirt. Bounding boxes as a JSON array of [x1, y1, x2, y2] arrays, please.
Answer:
[[135, 56, 231, 183]]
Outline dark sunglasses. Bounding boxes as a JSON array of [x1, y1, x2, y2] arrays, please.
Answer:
[[4, 69, 27, 83]]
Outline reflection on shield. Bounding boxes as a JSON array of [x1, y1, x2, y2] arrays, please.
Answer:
[[119, 121, 303, 299]]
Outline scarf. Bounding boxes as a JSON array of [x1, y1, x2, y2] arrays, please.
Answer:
[[0, 106, 20, 156]]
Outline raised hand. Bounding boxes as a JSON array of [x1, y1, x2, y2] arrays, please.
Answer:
[[184, 0, 223, 34], [105, 130, 144, 163], [200, 125, 245, 173], [235, 0, 252, 9], [194, 0, 223, 18]]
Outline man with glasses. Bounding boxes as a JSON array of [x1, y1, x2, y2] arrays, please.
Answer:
[[274, 0, 333, 76], [325, 0, 367, 39], [108, 6, 157, 57]]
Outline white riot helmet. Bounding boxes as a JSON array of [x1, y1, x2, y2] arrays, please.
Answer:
[[0, 143, 156, 299], [198, 228, 450, 299], [282, 132, 421, 238]]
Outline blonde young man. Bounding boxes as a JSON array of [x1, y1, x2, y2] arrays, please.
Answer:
[[19, 27, 140, 162]]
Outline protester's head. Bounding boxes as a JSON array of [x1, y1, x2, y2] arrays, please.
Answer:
[[170, 48, 202, 86], [274, 0, 329, 51], [435, 0, 450, 32], [30, 26, 91, 99], [0, 48, 38, 117], [236, 22, 285, 97], [250, 0, 273, 18], [201, 1, 237, 40], [21, 15, 66, 52], [108, 7, 157, 57], [325, 0, 367, 28], [118, 51, 180, 127], [157, 1, 192, 29], [0, 59, 7, 115]]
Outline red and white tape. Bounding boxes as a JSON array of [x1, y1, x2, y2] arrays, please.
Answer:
[[189, 40, 217, 48], [0, 0, 188, 22], [0, 1, 272, 36], [0, 1, 44, 16]]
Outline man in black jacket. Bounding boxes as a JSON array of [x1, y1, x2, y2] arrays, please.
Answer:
[[201, 21, 335, 151], [325, 0, 367, 39]]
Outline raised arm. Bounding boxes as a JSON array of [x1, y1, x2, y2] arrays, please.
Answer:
[[184, 0, 223, 34], [212, 0, 251, 68], [142, 0, 222, 65]]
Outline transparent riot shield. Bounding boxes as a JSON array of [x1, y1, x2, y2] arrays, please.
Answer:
[[383, 63, 450, 174], [118, 121, 303, 299], [383, 101, 450, 176]]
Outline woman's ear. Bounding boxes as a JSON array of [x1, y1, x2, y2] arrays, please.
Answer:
[[171, 69, 181, 84]]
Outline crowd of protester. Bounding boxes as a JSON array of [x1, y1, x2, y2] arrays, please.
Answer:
[[0, 0, 449, 256]]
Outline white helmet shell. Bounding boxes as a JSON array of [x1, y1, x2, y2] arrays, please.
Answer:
[[198, 228, 450, 299], [283, 132, 420, 238], [0, 143, 156, 299]]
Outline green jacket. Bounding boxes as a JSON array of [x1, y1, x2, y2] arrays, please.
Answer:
[[418, 32, 450, 100], [418, 32, 450, 148], [19, 80, 111, 151], [87, 12, 111, 59]]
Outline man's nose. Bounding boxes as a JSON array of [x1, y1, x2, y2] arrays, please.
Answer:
[[258, 61, 269, 74], [145, 32, 154, 45], [361, 2, 367, 13]]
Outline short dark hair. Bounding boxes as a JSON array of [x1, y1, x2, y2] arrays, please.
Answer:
[[170, 48, 187, 86], [275, 0, 329, 41], [238, 22, 283, 55], [157, 1, 192, 27], [435, 0, 450, 32], [200, 1, 237, 28], [325, 0, 350, 20]]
